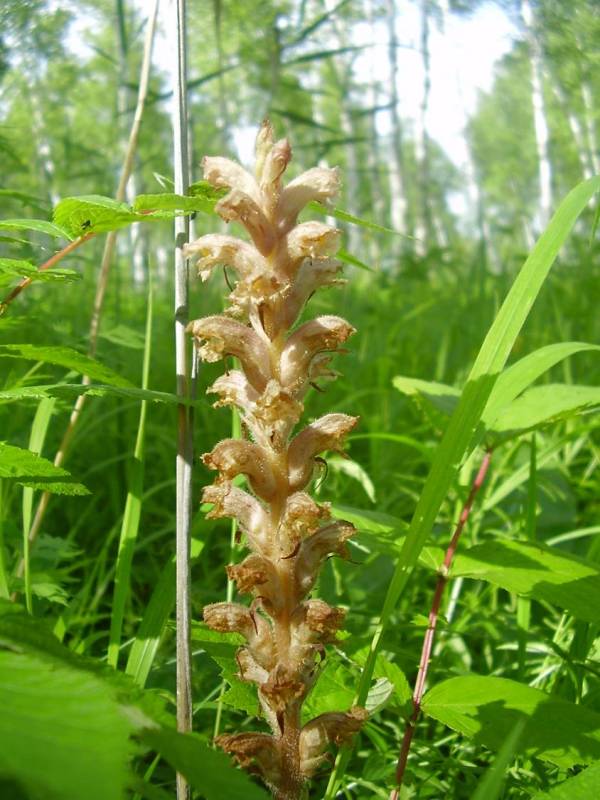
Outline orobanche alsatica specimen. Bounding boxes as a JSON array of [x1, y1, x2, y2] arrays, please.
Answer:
[[186, 121, 366, 799]]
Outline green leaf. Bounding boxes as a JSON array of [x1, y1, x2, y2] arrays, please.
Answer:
[[0, 218, 72, 239], [0, 443, 89, 495], [489, 384, 600, 440], [0, 188, 48, 213], [141, 728, 269, 800], [337, 247, 373, 271], [0, 383, 195, 406], [309, 201, 401, 235], [0, 344, 133, 387], [304, 660, 356, 719], [187, 180, 227, 207], [326, 178, 600, 798], [328, 456, 376, 502], [126, 559, 176, 687], [0, 603, 137, 800], [422, 674, 600, 769], [0, 258, 80, 286], [531, 761, 600, 799], [133, 191, 220, 216], [393, 375, 460, 416], [482, 342, 600, 426], [192, 624, 259, 716], [471, 720, 526, 800], [52, 195, 148, 237], [449, 539, 600, 624], [330, 504, 406, 536]]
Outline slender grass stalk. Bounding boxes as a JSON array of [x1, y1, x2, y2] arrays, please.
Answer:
[[107, 281, 153, 668], [0, 481, 9, 599], [391, 449, 492, 796], [171, 2, 193, 797], [21, 397, 56, 613], [14, 0, 160, 582]]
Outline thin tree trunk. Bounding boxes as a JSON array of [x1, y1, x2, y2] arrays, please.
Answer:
[[414, 0, 432, 254], [521, 0, 553, 230], [386, 0, 408, 240]]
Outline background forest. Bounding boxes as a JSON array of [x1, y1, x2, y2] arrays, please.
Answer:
[[1, 1, 600, 799]]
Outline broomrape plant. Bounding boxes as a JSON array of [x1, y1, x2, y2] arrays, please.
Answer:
[[186, 121, 367, 799]]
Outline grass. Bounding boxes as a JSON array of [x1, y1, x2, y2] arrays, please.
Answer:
[[0, 190, 599, 798]]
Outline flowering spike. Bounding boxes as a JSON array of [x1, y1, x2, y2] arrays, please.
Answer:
[[189, 123, 365, 799]]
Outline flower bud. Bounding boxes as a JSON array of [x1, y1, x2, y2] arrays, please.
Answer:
[[287, 414, 358, 491]]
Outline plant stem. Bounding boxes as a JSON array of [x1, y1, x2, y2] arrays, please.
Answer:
[[391, 448, 492, 798], [172, 1, 193, 798], [0, 233, 94, 316]]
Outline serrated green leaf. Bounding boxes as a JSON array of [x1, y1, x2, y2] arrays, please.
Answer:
[[0, 603, 137, 800], [187, 180, 227, 206], [304, 660, 356, 719], [531, 761, 600, 799], [490, 384, 600, 440], [0, 345, 133, 387], [0, 218, 72, 239], [449, 538, 600, 623], [141, 728, 269, 800], [133, 192, 219, 216], [393, 376, 460, 416], [330, 504, 407, 536], [482, 342, 600, 426], [422, 674, 600, 769], [52, 195, 148, 237], [0, 443, 89, 495], [0, 258, 81, 287], [0, 382, 195, 406]]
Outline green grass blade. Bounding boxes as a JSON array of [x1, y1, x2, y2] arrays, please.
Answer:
[[107, 284, 153, 668], [471, 719, 526, 800], [22, 397, 56, 613], [325, 177, 600, 798]]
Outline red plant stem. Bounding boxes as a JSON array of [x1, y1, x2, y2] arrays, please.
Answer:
[[391, 449, 493, 799], [0, 233, 95, 315]]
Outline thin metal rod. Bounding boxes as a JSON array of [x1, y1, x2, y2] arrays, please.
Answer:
[[172, 1, 193, 798]]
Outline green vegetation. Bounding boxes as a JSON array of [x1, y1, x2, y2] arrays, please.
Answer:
[[0, 1, 599, 799]]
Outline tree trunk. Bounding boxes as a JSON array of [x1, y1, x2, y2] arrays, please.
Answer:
[[521, 0, 553, 231]]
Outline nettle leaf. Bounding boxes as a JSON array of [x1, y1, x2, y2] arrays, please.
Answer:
[[394, 343, 600, 444], [141, 729, 269, 800], [482, 342, 600, 426], [0, 344, 133, 388], [0, 602, 137, 800], [53, 195, 150, 237], [192, 624, 259, 716], [0, 383, 194, 407], [531, 761, 600, 800], [133, 191, 221, 216], [303, 660, 356, 720], [489, 384, 600, 441], [422, 674, 600, 769], [0, 443, 89, 495], [0, 258, 80, 286], [187, 180, 228, 208], [0, 218, 72, 239], [393, 376, 460, 408], [448, 539, 600, 624]]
